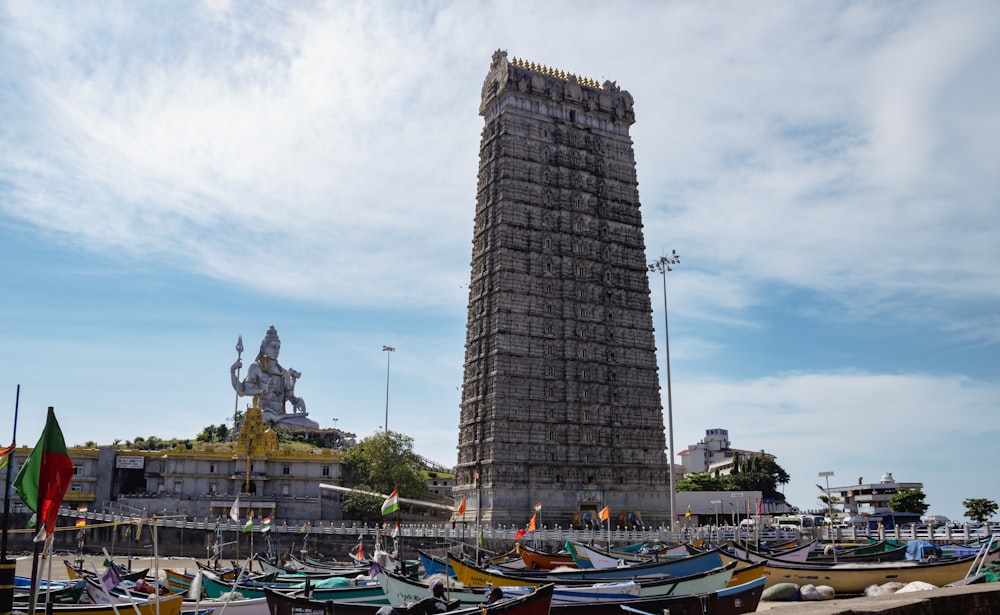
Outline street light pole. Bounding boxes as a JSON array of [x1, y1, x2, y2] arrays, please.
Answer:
[[711, 499, 721, 541], [648, 250, 680, 535], [383, 345, 395, 433], [818, 471, 836, 563]]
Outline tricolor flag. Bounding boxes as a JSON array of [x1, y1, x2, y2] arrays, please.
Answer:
[[534, 502, 542, 512], [0, 442, 14, 469], [391, 520, 399, 538], [598, 506, 610, 522], [243, 510, 254, 533], [77, 505, 88, 527], [473, 468, 479, 487], [262, 516, 272, 533], [13, 407, 74, 541], [381, 489, 400, 515]]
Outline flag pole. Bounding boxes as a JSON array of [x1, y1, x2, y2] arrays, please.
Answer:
[[0, 385, 20, 615]]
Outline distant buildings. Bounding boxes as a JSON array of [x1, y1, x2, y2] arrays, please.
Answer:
[[679, 428, 776, 475], [826, 472, 923, 521]]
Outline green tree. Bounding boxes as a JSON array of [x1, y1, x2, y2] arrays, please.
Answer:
[[196, 424, 230, 443], [676, 471, 730, 492], [817, 493, 841, 519], [728, 452, 790, 503], [889, 488, 929, 515], [963, 498, 998, 523], [341, 430, 427, 520]]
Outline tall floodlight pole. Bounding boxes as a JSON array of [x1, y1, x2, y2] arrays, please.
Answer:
[[818, 471, 837, 563], [382, 346, 395, 433], [648, 250, 680, 534]]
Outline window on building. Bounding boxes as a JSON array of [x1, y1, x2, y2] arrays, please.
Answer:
[[208, 482, 217, 494], [210, 463, 216, 473], [73, 464, 82, 475], [322, 466, 330, 477], [282, 465, 291, 476]]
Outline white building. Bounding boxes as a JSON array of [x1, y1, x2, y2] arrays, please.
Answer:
[[678, 428, 774, 475]]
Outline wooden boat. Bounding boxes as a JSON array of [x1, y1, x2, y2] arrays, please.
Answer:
[[415, 549, 459, 577], [447, 548, 724, 587], [198, 569, 386, 603], [14, 577, 87, 604], [564, 542, 646, 568], [285, 554, 370, 578], [377, 562, 736, 604], [63, 560, 151, 583], [517, 543, 577, 570], [725, 559, 767, 588], [547, 576, 765, 615], [263, 583, 554, 615], [17, 593, 185, 615], [83, 577, 269, 615], [759, 551, 995, 595], [807, 543, 908, 564], [727, 540, 816, 563]]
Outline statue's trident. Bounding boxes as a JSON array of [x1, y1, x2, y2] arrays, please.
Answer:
[[233, 335, 243, 435]]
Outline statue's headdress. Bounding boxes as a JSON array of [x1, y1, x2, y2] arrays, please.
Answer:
[[256, 326, 280, 362]]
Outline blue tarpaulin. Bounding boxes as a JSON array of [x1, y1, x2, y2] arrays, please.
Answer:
[[905, 540, 942, 560]]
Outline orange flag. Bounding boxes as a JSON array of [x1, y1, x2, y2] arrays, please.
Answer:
[[457, 496, 467, 516], [527, 512, 536, 532], [598, 506, 610, 522]]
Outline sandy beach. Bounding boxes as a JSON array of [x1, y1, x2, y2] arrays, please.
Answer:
[[12, 554, 206, 582]]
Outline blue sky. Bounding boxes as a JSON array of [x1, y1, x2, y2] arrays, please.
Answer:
[[2, 1, 998, 523]]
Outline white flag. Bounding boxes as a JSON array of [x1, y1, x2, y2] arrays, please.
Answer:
[[229, 496, 240, 522]]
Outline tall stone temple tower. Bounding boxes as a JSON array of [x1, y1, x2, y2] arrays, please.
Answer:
[[455, 50, 671, 526]]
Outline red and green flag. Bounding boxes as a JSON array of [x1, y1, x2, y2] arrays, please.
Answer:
[[13, 407, 74, 540], [0, 442, 14, 469]]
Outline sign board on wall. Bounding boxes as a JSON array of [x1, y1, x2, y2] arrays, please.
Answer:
[[116, 456, 145, 469]]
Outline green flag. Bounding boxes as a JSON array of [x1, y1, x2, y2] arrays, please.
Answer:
[[13, 407, 74, 540]]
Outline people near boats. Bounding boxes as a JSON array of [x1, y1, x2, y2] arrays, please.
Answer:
[[376, 578, 450, 615], [483, 586, 504, 604], [230, 326, 319, 428]]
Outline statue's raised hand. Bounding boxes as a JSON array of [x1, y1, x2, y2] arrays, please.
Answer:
[[230, 359, 243, 372]]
